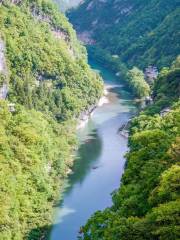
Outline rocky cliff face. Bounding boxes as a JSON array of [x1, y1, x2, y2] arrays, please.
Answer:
[[0, 38, 8, 99], [0, 39, 6, 74]]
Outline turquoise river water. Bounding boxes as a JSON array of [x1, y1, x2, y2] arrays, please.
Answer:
[[50, 60, 136, 240]]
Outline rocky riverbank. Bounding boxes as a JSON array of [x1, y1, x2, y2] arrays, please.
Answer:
[[77, 85, 109, 129]]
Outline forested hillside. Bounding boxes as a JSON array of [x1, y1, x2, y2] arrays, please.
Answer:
[[69, 0, 180, 69], [0, 0, 102, 120], [79, 58, 180, 240], [0, 0, 102, 239]]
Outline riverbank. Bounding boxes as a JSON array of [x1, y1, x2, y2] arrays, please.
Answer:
[[77, 85, 109, 129]]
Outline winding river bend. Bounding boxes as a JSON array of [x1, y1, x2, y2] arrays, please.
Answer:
[[50, 60, 136, 240]]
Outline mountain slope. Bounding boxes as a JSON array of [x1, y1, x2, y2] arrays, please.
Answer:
[[0, 0, 102, 120], [0, 0, 102, 239], [69, 0, 180, 68]]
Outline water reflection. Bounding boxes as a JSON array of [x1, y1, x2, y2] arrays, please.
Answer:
[[64, 129, 102, 195]]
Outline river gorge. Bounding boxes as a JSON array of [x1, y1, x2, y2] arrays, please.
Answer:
[[0, 1, 178, 240], [50, 60, 136, 239]]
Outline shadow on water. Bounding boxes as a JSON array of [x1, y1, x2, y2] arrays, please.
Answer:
[[109, 85, 139, 114], [26, 131, 102, 240], [62, 129, 102, 197]]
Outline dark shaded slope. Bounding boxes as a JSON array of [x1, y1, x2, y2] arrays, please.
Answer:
[[69, 0, 180, 68]]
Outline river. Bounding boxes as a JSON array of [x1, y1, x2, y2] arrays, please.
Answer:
[[50, 60, 136, 240]]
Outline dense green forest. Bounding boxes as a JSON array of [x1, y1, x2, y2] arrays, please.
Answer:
[[0, 0, 179, 239], [0, 0, 102, 239], [79, 58, 180, 240], [0, 101, 76, 239], [0, 0, 102, 120], [69, 0, 180, 69], [69, 0, 180, 99]]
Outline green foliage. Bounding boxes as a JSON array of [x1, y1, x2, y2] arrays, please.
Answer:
[[79, 65, 180, 240], [153, 59, 180, 104], [69, 1, 180, 99], [88, 47, 151, 99], [0, 0, 103, 120], [0, 101, 76, 239], [149, 164, 180, 205], [87, 46, 128, 81], [69, 0, 180, 69], [127, 67, 150, 98], [143, 57, 180, 114]]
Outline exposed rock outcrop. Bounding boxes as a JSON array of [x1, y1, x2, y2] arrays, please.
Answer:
[[0, 38, 8, 99]]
